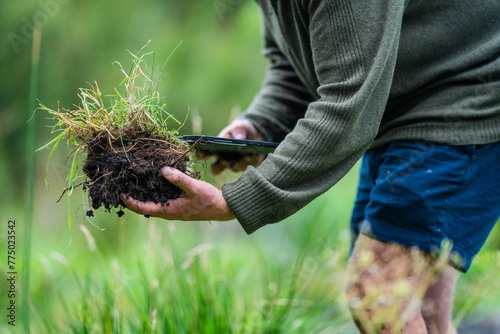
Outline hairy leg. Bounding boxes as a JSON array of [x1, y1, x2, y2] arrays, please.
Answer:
[[345, 234, 446, 333], [421, 266, 457, 334]]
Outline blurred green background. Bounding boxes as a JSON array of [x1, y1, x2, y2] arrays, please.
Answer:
[[1, 0, 499, 333]]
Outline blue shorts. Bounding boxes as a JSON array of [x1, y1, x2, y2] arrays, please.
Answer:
[[350, 140, 500, 272]]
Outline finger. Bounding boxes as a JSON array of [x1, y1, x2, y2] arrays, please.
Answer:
[[230, 155, 263, 172], [210, 159, 229, 175], [229, 128, 246, 139], [120, 194, 165, 216], [218, 122, 247, 139], [218, 127, 235, 139], [194, 149, 213, 160], [231, 160, 251, 172], [162, 167, 196, 196]]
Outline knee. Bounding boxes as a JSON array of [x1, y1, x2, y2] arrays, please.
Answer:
[[344, 236, 429, 332], [344, 278, 369, 333], [345, 266, 426, 333], [344, 250, 391, 333]]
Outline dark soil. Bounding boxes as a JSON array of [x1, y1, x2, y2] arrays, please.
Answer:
[[81, 130, 193, 216]]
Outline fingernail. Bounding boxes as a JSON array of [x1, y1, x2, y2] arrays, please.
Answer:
[[162, 167, 173, 177], [234, 131, 245, 140]]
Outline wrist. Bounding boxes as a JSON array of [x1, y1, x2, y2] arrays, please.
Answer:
[[217, 190, 235, 221]]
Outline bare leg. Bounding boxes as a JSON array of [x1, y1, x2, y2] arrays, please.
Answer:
[[422, 266, 457, 334], [345, 234, 446, 333]]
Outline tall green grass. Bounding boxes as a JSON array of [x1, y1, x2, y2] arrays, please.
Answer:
[[3, 159, 497, 333], [2, 191, 499, 333], [24, 218, 355, 333], [23, 22, 42, 334]]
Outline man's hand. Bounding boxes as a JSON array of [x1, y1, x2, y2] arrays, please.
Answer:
[[198, 118, 266, 174], [120, 167, 235, 221]]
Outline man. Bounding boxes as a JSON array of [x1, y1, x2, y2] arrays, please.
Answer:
[[122, 0, 500, 332]]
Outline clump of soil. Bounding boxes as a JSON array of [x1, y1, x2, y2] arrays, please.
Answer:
[[81, 129, 193, 216]]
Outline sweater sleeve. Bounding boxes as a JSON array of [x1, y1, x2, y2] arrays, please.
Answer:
[[241, 14, 315, 142], [222, 0, 406, 234]]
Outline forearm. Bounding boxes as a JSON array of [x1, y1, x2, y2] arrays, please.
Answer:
[[223, 99, 375, 234]]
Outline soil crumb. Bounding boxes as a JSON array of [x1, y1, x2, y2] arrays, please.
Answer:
[[82, 130, 192, 214]]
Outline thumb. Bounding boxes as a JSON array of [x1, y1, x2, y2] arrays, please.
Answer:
[[231, 128, 246, 140], [161, 167, 194, 195]]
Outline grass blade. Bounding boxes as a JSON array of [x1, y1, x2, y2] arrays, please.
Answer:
[[23, 21, 42, 334]]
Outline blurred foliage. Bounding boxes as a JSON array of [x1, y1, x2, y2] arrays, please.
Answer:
[[0, 0, 499, 332]]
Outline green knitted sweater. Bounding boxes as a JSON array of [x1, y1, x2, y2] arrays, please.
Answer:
[[222, 0, 500, 234]]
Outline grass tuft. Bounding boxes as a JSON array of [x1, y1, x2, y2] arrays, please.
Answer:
[[38, 42, 189, 235]]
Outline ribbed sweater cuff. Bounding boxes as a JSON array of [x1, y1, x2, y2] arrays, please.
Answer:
[[221, 173, 270, 235]]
